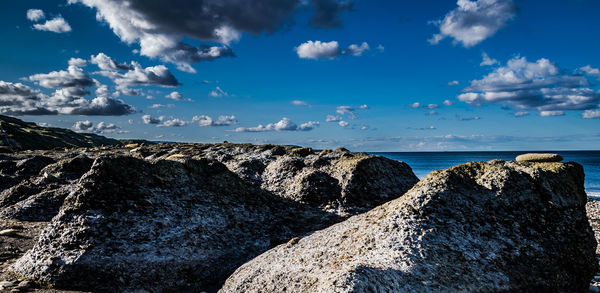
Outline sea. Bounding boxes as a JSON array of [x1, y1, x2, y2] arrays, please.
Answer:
[[374, 151, 600, 198]]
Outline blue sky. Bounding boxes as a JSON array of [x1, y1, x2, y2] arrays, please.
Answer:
[[1, 0, 599, 151]]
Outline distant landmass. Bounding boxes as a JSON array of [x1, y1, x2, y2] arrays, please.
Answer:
[[0, 115, 125, 150]]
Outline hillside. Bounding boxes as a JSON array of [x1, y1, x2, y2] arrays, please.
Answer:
[[0, 115, 121, 150]]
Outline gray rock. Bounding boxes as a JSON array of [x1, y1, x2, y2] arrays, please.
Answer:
[[8, 156, 342, 292], [220, 161, 597, 292]]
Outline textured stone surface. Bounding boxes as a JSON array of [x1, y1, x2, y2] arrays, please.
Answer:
[[221, 160, 597, 292], [0, 143, 417, 292], [516, 153, 563, 162]]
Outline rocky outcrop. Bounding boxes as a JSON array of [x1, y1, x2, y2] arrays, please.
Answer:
[[0, 143, 417, 292], [221, 160, 598, 292], [8, 156, 342, 291]]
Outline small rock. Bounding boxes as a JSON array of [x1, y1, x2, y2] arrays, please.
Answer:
[[15, 281, 31, 290], [0, 228, 20, 236], [0, 281, 16, 290], [516, 153, 563, 162]]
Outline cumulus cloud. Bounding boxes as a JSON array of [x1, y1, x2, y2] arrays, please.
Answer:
[[72, 120, 93, 131], [429, 0, 516, 47], [338, 121, 349, 127], [234, 117, 319, 132], [165, 91, 183, 101], [0, 79, 135, 116], [443, 99, 456, 106], [447, 80, 459, 86], [29, 58, 94, 88], [296, 41, 371, 59], [142, 114, 163, 124], [96, 61, 179, 89], [193, 115, 238, 127], [33, 16, 72, 33], [90, 53, 134, 71], [480, 52, 499, 66], [159, 118, 187, 127], [583, 110, 600, 119], [27, 9, 45, 22], [458, 56, 600, 115], [408, 102, 421, 108], [68, 0, 352, 71], [73, 120, 124, 133], [344, 42, 370, 56], [335, 104, 368, 119], [424, 104, 438, 109]]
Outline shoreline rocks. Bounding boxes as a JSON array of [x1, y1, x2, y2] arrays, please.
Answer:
[[0, 143, 418, 292], [221, 160, 597, 292], [516, 153, 563, 163]]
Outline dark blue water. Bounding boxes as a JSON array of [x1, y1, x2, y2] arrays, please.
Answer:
[[373, 151, 600, 197]]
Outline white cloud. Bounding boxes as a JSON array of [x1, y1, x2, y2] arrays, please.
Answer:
[[296, 41, 371, 59], [447, 80, 459, 86], [480, 52, 499, 66], [234, 117, 319, 132], [33, 16, 71, 33], [91, 53, 134, 71], [429, 0, 516, 47], [458, 56, 600, 113], [27, 9, 45, 22], [142, 114, 163, 124], [338, 121, 349, 127], [539, 111, 564, 117], [193, 115, 238, 126], [29, 58, 94, 88], [72, 120, 124, 133], [325, 115, 342, 122], [345, 42, 370, 56], [296, 41, 340, 59], [209, 86, 228, 97], [165, 91, 183, 101], [514, 111, 529, 117], [335, 104, 368, 119], [409, 102, 421, 108], [582, 110, 600, 119], [291, 100, 311, 107], [93, 54, 180, 93], [443, 99, 456, 106], [158, 118, 187, 127], [424, 104, 438, 109], [72, 120, 93, 131]]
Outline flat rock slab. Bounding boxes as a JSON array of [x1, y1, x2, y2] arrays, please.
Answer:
[[516, 153, 563, 162]]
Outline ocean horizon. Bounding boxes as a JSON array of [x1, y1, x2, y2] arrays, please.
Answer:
[[374, 150, 600, 198]]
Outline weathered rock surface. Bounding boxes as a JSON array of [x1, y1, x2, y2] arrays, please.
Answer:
[[516, 153, 563, 162], [221, 160, 598, 292], [0, 143, 417, 292]]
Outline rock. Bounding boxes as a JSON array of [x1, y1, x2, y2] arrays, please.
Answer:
[[221, 160, 597, 292], [9, 156, 342, 292], [15, 281, 31, 290], [0, 228, 20, 236], [516, 153, 563, 162], [0, 281, 16, 290]]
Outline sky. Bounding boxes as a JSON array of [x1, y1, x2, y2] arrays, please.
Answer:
[[1, 0, 600, 151]]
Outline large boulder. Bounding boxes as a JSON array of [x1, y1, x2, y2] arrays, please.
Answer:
[[8, 156, 341, 292], [220, 160, 598, 292]]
